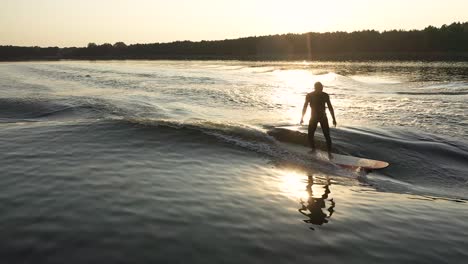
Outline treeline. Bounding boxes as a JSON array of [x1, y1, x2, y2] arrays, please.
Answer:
[[1, 22, 468, 61]]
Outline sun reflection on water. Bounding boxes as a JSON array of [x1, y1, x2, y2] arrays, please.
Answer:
[[278, 170, 310, 200], [278, 170, 332, 201], [276, 169, 336, 230]]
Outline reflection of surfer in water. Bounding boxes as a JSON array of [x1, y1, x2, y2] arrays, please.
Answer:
[[299, 175, 335, 230], [300, 82, 337, 159]]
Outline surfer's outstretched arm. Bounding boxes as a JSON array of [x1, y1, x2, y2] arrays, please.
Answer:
[[300, 95, 310, 125], [326, 96, 337, 127]]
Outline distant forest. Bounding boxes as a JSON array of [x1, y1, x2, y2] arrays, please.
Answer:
[[1, 22, 468, 61]]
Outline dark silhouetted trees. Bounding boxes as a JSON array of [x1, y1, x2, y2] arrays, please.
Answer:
[[1, 22, 467, 61], [0, 46, 59, 60]]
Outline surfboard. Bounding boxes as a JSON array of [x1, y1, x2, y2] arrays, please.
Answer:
[[278, 141, 389, 170], [269, 126, 389, 170]]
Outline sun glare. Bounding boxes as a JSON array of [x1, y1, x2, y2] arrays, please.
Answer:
[[272, 69, 339, 124], [278, 170, 310, 200]]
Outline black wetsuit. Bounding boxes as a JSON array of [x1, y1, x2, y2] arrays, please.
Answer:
[[306, 91, 332, 152]]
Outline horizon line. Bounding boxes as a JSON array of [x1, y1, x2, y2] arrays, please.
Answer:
[[1, 21, 466, 49]]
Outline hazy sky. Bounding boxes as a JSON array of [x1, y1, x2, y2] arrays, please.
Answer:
[[1, 0, 467, 47]]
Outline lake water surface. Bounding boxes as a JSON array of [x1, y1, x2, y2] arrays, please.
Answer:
[[0, 60, 467, 263]]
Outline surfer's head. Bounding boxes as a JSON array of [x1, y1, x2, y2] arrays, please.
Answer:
[[314, 82, 323, 92]]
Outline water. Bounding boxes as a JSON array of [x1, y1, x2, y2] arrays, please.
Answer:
[[0, 60, 467, 263]]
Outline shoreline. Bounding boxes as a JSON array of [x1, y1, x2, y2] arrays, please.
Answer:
[[1, 52, 468, 62]]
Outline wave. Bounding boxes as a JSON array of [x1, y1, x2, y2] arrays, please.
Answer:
[[0, 94, 349, 176], [1, 92, 466, 199], [0, 97, 114, 121], [86, 118, 468, 199], [0, 95, 172, 123], [83, 118, 346, 177], [396, 91, 468, 95], [395, 82, 468, 96], [267, 126, 468, 199], [350, 75, 403, 85]]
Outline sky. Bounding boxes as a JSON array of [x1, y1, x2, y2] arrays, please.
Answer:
[[1, 0, 467, 47]]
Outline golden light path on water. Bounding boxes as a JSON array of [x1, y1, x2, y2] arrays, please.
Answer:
[[274, 169, 341, 202], [277, 170, 310, 201]]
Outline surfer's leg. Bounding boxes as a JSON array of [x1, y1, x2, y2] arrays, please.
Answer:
[[320, 117, 332, 154], [308, 118, 318, 150]]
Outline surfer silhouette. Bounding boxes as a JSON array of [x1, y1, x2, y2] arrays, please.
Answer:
[[300, 82, 337, 158]]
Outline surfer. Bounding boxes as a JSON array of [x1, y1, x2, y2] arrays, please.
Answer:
[[300, 82, 337, 158]]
